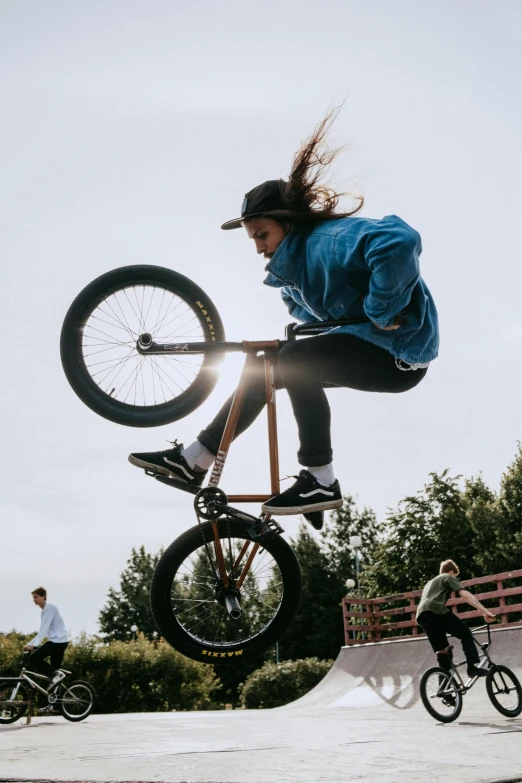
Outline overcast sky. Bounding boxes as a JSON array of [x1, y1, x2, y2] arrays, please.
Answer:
[[1, 1, 521, 638]]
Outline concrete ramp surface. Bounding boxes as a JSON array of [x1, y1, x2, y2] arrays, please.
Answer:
[[288, 625, 522, 718], [1, 627, 522, 783]]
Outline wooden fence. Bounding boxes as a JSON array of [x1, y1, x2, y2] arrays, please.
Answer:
[[342, 569, 522, 645]]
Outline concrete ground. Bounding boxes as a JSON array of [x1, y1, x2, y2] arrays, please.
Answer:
[[2, 627, 522, 783]]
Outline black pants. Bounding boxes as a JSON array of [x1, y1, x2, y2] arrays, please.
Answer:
[[417, 611, 479, 667], [198, 333, 427, 466], [29, 641, 68, 678]]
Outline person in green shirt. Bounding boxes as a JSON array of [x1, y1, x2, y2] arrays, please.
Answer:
[[416, 559, 496, 677]]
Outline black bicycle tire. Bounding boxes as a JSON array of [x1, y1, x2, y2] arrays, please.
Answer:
[[0, 681, 29, 724], [60, 265, 226, 427], [419, 667, 463, 723], [59, 680, 96, 722], [486, 664, 522, 717], [151, 519, 301, 664]]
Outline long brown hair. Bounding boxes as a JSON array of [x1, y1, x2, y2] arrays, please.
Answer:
[[274, 106, 364, 225]]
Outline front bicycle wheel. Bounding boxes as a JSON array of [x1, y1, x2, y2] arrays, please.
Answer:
[[151, 518, 301, 663], [60, 265, 225, 427], [419, 667, 463, 723], [59, 681, 95, 721], [486, 665, 522, 717], [0, 681, 29, 724]]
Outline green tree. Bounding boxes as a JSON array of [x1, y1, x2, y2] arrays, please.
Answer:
[[466, 445, 522, 576], [497, 445, 522, 566], [279, 523, 344, 661], [99, 546, 162, 640], [363, 471, 477, 596], [463, 474, 503, 575], [321, 494, 380, 586]]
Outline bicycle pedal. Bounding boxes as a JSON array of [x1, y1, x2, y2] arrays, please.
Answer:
[[248, 517, 284, 541], [147, 471, 199, 496]]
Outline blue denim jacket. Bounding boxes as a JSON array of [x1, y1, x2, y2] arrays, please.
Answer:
[[263, 215, 439, 365]]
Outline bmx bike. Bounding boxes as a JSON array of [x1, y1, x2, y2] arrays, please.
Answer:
[[60, 265, 368, 664], [419, 622, 522, 723], [0, 651, 95, 724]]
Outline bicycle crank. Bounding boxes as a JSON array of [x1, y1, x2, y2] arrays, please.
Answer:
[[194, 487, 228, 520]]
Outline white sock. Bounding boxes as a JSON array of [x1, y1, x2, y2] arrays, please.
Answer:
[[306, 463, 335, 486], [181, 440, 215, 471]]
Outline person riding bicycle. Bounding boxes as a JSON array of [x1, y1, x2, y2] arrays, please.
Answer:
[[24, 587, 69, 688], [129, 107, 439, 516], [416, 560, 496, 677]]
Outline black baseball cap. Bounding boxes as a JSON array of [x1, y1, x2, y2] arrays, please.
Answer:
[[221, 179, 288, 230]]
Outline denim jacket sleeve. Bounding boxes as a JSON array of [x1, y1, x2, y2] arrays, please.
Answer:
[[360, 222, 421, 329], [281, 286, 319, 323]]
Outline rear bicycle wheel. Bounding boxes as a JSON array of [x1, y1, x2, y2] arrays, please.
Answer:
[[59, 681, 95, 721], [0, 681, 29, 724], [60, 265, 225, 427], [150, 518, 301, 663], [486, 664, 522, 717], [419, 667, 463, 723]]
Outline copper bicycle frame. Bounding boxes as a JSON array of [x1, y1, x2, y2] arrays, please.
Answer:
[[203, 340, 281, 590], [138, 317, 369, 597], [207, 340, 282, 501]]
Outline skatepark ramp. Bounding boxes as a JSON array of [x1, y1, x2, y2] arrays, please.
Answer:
[[285, 625, 522, 717]]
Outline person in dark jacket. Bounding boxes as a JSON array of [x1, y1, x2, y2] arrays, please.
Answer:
[[417, 560, 496, 677], [129, 108, 439, 517]]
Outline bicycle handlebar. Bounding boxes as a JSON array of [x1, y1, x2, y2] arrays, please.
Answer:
[[137, 318, 374, 356]]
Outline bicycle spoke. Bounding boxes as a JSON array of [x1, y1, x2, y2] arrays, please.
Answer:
[[80, 283, 207, 408], [168, 533, 284, 648]]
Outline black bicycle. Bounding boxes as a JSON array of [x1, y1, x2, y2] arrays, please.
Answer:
[[60, 265, 370, 664], [0, 652, 95, 724], [419, 623, 522, 723]]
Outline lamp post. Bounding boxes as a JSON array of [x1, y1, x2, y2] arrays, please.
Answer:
[[349, 536, 362, 597], [130, 624, 138, 641], [345, 578, 356, 640], [349, 536, 363, 639], [345, 578, 356, 593]]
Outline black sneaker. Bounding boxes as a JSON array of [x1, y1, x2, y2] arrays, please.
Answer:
[[467, 665, 488, 678], [437, 645, 454, 672], [128, 441, 207, 487], [261, 470, 343, 516]]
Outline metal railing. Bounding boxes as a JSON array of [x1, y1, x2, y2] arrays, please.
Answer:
[[342, 568, 522, 645]]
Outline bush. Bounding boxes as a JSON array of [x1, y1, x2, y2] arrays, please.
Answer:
[[0, 632, 33, 676], [239, 657, 332, 709], [0, 632, 221, 713]]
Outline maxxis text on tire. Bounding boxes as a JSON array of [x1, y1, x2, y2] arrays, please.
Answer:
[[150, 518, 301, 664]]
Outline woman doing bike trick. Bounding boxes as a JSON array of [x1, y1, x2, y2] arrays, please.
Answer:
[[129, 108, 439, 515]]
